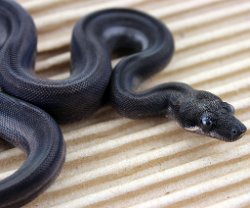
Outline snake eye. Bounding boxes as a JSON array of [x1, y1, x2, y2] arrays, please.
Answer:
[[200, 115, 213, 130]]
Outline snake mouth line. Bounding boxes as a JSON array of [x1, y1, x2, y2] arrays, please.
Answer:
[[183, 125, 246, 142]]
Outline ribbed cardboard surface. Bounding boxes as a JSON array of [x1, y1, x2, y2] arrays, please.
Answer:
[[1, 0, 250, 207]]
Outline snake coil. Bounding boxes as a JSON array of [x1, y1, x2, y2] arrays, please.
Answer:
[[0, 0, 246, 207]]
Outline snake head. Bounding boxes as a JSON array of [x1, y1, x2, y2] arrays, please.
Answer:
[[171, 90, 247, 142]]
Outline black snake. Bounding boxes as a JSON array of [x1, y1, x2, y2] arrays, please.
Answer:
[[0, 0, 246, 207]]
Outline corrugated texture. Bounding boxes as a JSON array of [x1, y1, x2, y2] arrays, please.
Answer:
[[1, 0, 250, 207]]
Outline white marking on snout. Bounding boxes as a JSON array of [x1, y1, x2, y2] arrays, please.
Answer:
[[184, 126, 201, 132], [184, 126, 206, 136]]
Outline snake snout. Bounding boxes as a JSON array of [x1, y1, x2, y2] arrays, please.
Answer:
[[230, 123, 247, 141]]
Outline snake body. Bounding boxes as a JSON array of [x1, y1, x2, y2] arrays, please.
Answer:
[[0, 0, 247, 207]]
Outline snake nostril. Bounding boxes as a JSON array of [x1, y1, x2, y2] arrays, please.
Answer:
[[231, 128, 238, 137]]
